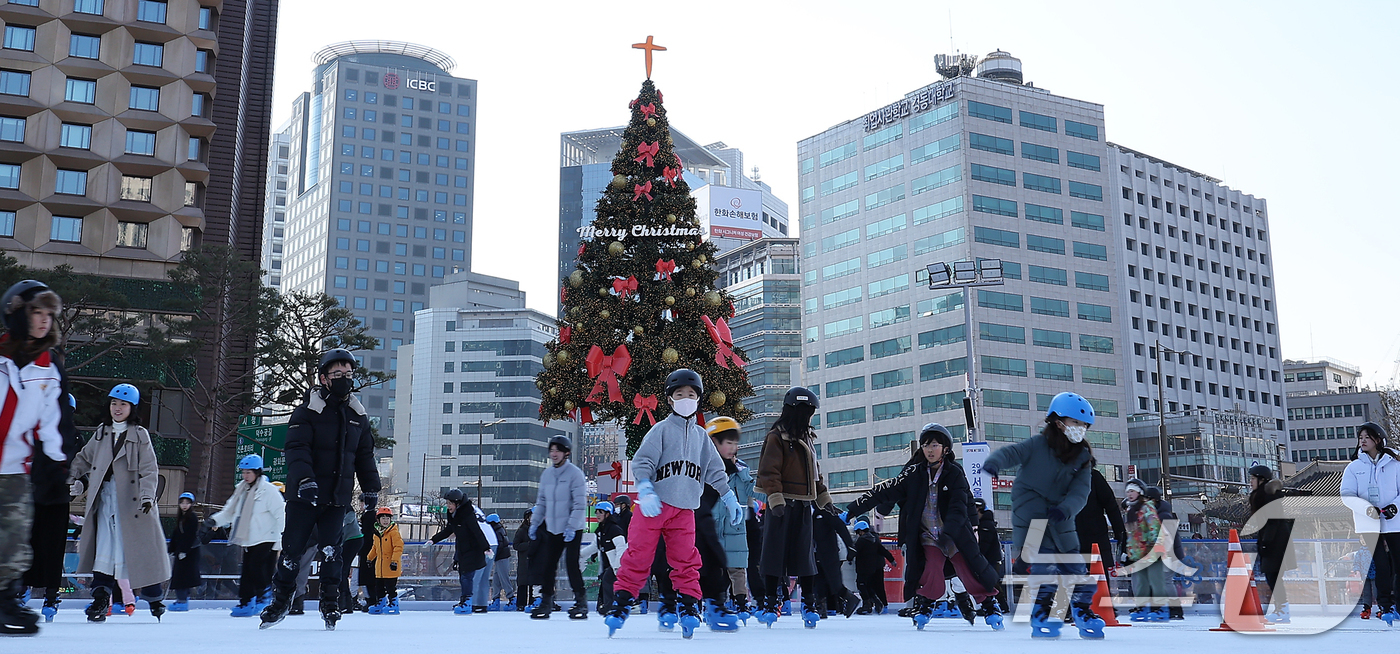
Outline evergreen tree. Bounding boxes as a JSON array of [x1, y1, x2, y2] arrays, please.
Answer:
[[538, 80, 753, 456]]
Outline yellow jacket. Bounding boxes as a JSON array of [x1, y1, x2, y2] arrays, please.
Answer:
[[368, 522, 404, 578]]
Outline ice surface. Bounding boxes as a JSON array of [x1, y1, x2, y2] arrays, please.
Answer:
[[18, 604, 1400, 653]]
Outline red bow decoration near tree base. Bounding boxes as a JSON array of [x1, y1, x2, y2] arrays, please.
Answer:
[[702, 315, 742, 369], [585, 344, 632, 403], [654, 259, 676, 281], [634, 141, 660, 167], [632, 394, 658, 426], [633, 181, 653, 201]]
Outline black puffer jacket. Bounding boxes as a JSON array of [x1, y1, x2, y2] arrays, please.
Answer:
[[1076, 469, 1126, 553], [285, 388, 381, 506], [977, 509, 1002, 565], [431, 503, 491, 571], [846, 459, 1000, 592]]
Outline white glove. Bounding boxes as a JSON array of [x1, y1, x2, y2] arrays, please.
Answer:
[[70, 480, 84, 497]]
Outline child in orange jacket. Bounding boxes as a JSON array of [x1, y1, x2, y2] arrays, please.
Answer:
[[367, 507, 404, 614]]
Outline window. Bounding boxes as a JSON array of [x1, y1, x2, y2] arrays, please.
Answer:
[[982, 356, 1027, 377], [863, 124, 901, 150], [969, 132, 1014, 155], [825, 345, 864, 369], [980, 322, 1025, 344], [978, 290, 1023, 312], [0, 163, 18, 189], [913, 226, 964, 255], [1019, 110, 1057, 132], [972, 195, 1016, 217], [1079, 335, 1114, 354], [50, 216, 83, 243], [917, 291, 963, 316], [1077, 303, 1113, 323], [913, 196, 963, 225], [1026, 234, 1065, 255], [871, 368, 913, 390], [115, 221, 148, 248], [191, 92, 208, 117], [828, 470, 868, 489], [125, 130, 155, 155], [826, 408, 866, 428], [971, 163, 1015, 186], [54, 169, 88, 195], [827, 438, 867, 458], [920, 357, 967, 381], [1028, 265, 1067, 286], [866, 214, 906, 239], [195, 50, 211, 73], [918, 324, 965, 349], [1065, 120, 1098, 140], [1032, 328, 1071, 349], [75, 0, 105, 14], [0, 116, 23, 143], [910, 134, 960, 164], [198, 6, 213, 29], [1071, 211, 1105, 231], [984, 389, 1030, 409], [137, 0, 167, 23], [187, 137, 202, 161], [821, 171, 858, 197], [1021, 142, 1059, 164], [822, 286, 861, 310], [119, 175, 152, 202], [0, 210, 13, 237], [866, 245, 906, 269], [132, 42, 163, 67], [1030, 296, 1069, 317], [873, 399, 914, 421], [1075, 271, 1110, 292], [821, 228, 860, 253], [1068, 181, 1103, 201], [986, 423, 1032, 443], [825, 376, 865, 398], [823, 316, 863, 338], [0, 70, 31, 97], [875, 433, 913, 453], [823, 257, 861, 280], [968, 100, 1012, 123], [869, 305, 910, 328], [64, 78, 96, 103], [129, 86, 160, 111], [3, 26, 36, 52], [1082, 366, 1117, 386], [819, 142, 857, 168], [1023, 173, 1061, 194], [974, 226, 1019, 248], [922, 390, 966, 414], [909, 101, 958, 132], [1067, 151, 1101, 171], [69, 33, 101, 59], [864, 183, 904, 210], [1024, 203, 1062, 225], [1073, 241, 1108, 261], [1036, 361, 1074, 382], [868, 273, 908, 298]]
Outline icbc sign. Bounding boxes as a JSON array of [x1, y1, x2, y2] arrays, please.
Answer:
[[384, 74, 436, 93]]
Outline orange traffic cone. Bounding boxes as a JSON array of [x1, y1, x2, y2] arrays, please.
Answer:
[[1210, 528, 1272, 632], [1089, 544, 1130, 627]]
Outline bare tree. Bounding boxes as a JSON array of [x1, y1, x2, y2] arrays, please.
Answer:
[[256, 290, 391, 410]]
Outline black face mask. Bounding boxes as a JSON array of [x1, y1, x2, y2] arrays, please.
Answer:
[[327, 377, 354, 398]]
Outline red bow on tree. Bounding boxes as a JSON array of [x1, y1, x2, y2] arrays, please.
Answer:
[[585, 344, 632, 403], [632, 394, 658, 426], [658, 91, 664, 104], [634, 141, 660, 167], [654, 259, 676, 281], [560, 326, 572, 345], [639, 103, 656, 120], [560, 287, 567, 303], [662, 166, 681, 187], [633, 181, 653, 201], [570, 405, 594, 425], [628, 99, 638, 108], [577, 243, 585, 257], [611, 276, 638, 299], [702, 315, 741, 369], [604, 461, 623, 480]]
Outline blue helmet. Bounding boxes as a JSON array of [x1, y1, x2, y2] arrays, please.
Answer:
[[178, 492, 195, 502], [67, 394, 76, 409], [1046, 392, 1095, 426], [594, 501, 615, 514], [485, 513, 500, 523], [238, 454, 264, 470], [109, 383, 140, 405], [853, 520, 870, 531]]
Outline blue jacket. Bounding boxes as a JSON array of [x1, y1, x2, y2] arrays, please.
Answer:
[[715, 458, 764, 567], [983, 431, 1094, 558]]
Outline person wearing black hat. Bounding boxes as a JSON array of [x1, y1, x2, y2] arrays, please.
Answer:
[[430, 488, 490, 613], [1246, 464, 1295, 623], [260, 349, 382, 631], [513, 508, 536, 611], [1342, 422, 1400, 623], [528, 435, 589, 619]]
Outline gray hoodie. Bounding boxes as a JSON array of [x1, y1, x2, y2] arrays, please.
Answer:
[[632, 413, 731, 510], [531, 459, 587, 535]]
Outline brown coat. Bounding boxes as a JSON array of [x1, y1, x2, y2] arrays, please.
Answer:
[[68, 424, 172, 589], [756, 425, 832, 509]]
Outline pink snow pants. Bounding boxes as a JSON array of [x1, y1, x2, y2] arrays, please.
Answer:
[[614, 504, 702, 599]]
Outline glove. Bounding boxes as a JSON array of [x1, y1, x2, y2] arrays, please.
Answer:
[[1046, 505, 1068, 523], [768, 503, 786, 518], [982, 462, 999, 478], [822, 504, 839, 518], [588, 554, 598, 564], [70, 480, 84, 497], [142, 501, 153, 514], [636, 479, 663, 518], [1368, 505, 1383, 520], [1119, 551, 1128, 564], [204, 517, 218, 530], [451, 560, 458, 571], [564, 530, 576, 543], [1385, 505, 1399, 520], [361, 492, 378, 510], [529, 524, 539, 540], [721, 490, 744, 526], [839, 511, 848, 523], [178, 552, 187, 560], [389, 562, 397, 571], [298, 479, 319, 505]]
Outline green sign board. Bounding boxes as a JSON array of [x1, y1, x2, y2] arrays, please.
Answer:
[[236, 415, 288, 484]]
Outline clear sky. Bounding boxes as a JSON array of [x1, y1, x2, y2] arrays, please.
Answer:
[[270, 0, 1400, 387]]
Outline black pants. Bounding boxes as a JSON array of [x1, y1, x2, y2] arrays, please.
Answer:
[[856, 571, 886, 608], [765, 574, 813, 608], [531, 530, 584, 600], [239, 543, 276, 603], [1374, 533, 1400, 608], [91, 572, 162, 601], [695, 510, 729, 602], [24, 502, 69, 595], [272, 502, 346, 604], [597, 566, 615, 613], [371, 577, 398, 602], [814, 549, 848, 602]]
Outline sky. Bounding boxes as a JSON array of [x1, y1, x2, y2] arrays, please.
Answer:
[[269, 0, 1400, 387]]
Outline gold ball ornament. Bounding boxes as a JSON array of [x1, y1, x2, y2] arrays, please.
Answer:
[[568, 271, 583, 287], [598, 287, 609, 296], [666, 213, 677, 224], [608, 241, 625, 256], [697, 254, 707, 264], [686, 287, 697, 297], [556, 350, 570, 364], [664, 295, 676, 306], [647, 118, 657, 127], [599, 310, 610, 319], [542, 352, 555, 367], [564, 400, 575, 411], [686, 242, 696, 251], [569, 306, 580, 316], [709, 391, 726, 407], [704, 291, 722, 306], [633, 326, 644, 335], [734, 402, 745, 414], [662, 348, 679, 364], [610, 175, 627, 189]]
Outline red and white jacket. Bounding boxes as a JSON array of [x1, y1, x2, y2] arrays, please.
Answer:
[[0, 350, 66, 475]]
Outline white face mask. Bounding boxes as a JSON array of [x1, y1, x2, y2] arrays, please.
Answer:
[[1064, 424, 1088, 443], [672, 398, 699, 418]]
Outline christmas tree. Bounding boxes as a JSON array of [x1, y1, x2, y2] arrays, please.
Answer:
[[537, 76, 754, 456]]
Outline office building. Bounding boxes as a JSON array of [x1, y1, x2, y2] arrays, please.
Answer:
[[1283, 357, 1383, 463], [714, 237, 803, 456], [278, 40, 478, 436], [260, 124, 289, 288], [796, 51, 1128, 505], [0, 0, 280, 490], [391, 271, 574, 514], [1127, 408, 1286, 498]]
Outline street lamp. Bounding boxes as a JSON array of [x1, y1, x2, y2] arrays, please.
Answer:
[[477, 418, 506, 506], [1154, 339, 1194, 498], [925, 258, 1005, 442]]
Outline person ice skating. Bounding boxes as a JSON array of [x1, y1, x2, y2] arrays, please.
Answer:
[[851, 521, 894, 615], [68, 382, 171, 623], [471, 504, 496, 613], [168, 493, 203, 611], [21, 367, 79, 627], [973, 498, 1009, 614], [811, 505, 859, 618], [1120, 479, 1168, 622], [513, 508, 535, 611], [846, 423, 1002, 630], [982, 392, 1103, 639], [336, 506, 362, 614], [259, 349, 382, 631], [367, 507, 403, 614], [1076, 467, 1126, 591], [1142, 486, 1185, 619], [708, 417, 763, 623], [357, 504, 378, 611], [486, 513, 514, 610], [689, 417, 743, 632], [1342, 422, 1400, 624], [1247, 466, 1295, 624], [430, 488, 491, 614], [591, 502, 623, 616], [602, 369, 745, 639], [528, 435, 589, 619], [210, 454, 286, 617]]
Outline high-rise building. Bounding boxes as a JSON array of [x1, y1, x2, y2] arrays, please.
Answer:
[[277, 41, 478, 437], [796, 51, 1128, 504], [0, 0, 280, 490], [1282, 357, 1383, 464], [713, 237, 803, 457], [391, 271, 574, 514], [261, 124, 289, 288], [1126, 407, 1286, 498]]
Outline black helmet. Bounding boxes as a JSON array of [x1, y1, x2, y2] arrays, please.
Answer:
[[1360, 422, 1389, 444], [784, 386, 819, 409], [1144, 486, 1163, 501], [548, 435, 572, 453], [1249, 465, 1273, 482], [319, 348, 357, 374], [973, 497, 986, 510], [664, 368, 703, 397], [442, 488, 465, 504], [2, 280, 59, 339], [613, 494, 632, 507]]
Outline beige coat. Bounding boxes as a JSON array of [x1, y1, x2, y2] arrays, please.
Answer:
[[69, 423, 172, 589]]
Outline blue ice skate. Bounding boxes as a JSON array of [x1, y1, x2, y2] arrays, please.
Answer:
[[801, 604, 821, 629], [605, 610, 628, 637], [452, 600, 472, 615], [704, 599, 739, 632], [41, 600, 60, 622], [386, 597, 401, 615], [168, 600, 188, 613], [658, 605, 679, 632], [782, 600, 792, 616], [637, 599, 648, 615], [230, 600, 259, 617], [1030, 609, 1063, 639], [1073, 606, 1106, 639], [680, 613, 701, 639]]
